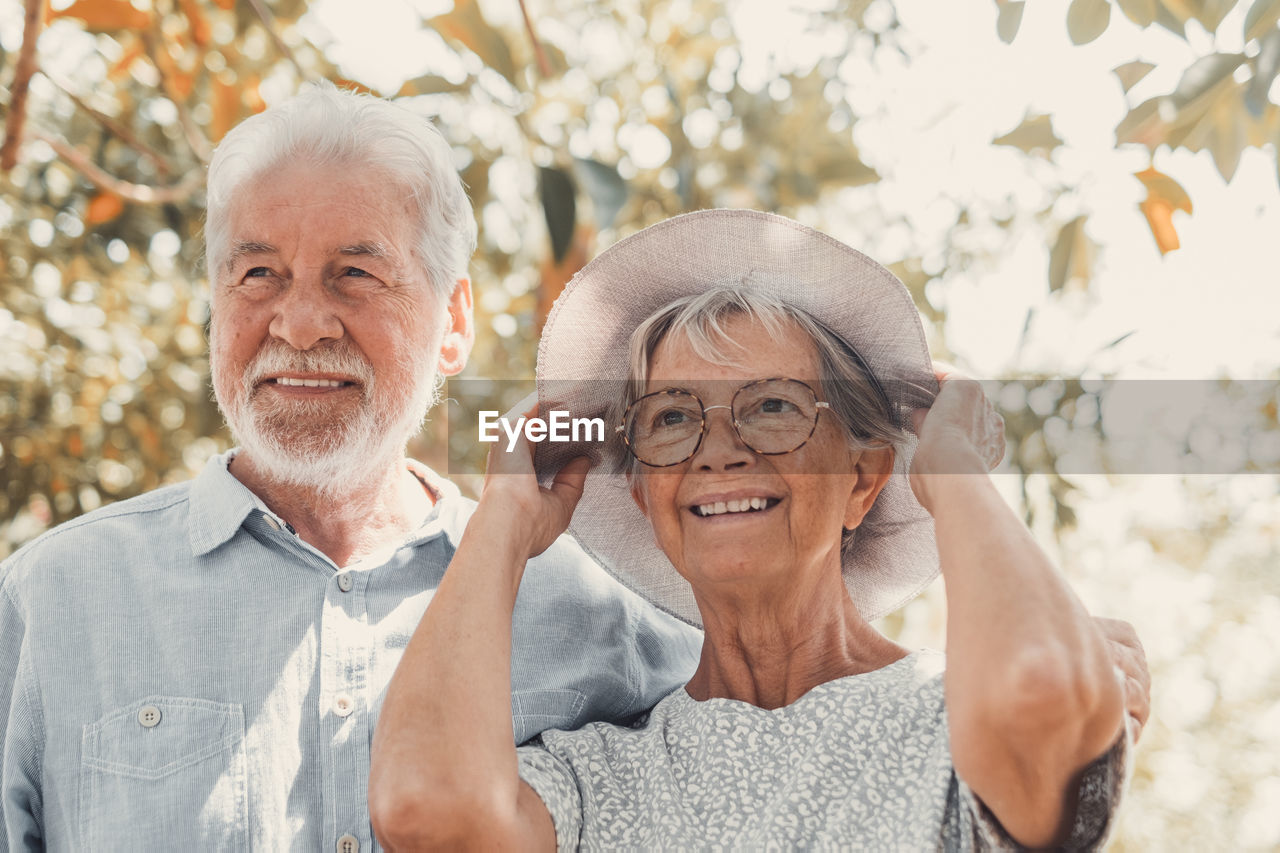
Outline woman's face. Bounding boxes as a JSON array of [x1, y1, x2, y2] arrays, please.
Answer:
[[629, 314, 892, 598]]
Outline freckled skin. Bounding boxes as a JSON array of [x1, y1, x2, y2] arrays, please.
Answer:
[[630, 315, 890, 600]]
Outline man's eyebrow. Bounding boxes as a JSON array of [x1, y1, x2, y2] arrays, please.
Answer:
[[338, 242, 395, 261], [224, 241, 276, 273]]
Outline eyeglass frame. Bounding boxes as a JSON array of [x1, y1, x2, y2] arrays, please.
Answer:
[[615, 377, 832, 468]]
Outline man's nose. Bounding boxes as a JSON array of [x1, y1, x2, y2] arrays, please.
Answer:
[[693, 405, 755, 471], [268, 274, 344, 350]]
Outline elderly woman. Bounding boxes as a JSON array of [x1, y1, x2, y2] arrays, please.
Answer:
[[371, 210, 1139, 849]]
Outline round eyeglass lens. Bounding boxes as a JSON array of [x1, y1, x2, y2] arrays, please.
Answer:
[[733, 379, 820, 453], [626, 390, 704, 465]]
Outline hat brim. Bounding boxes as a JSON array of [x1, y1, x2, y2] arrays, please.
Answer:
[[534, 209, 939, 628]]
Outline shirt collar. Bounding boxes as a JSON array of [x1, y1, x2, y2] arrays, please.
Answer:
[[187, 450, 468, 557], [402, 458, 467, 548], [187, 450, 260, 556]]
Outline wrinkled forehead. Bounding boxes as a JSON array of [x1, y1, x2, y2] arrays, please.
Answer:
[[213, 163, 422, 272]]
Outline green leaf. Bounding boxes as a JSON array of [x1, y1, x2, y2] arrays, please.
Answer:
[[538, 167, 576, 264], [430, 0, 519, 88], [1208, 102, 1245, 181], [572, 158, 628, 230], [1048, 216, 1093, 293], [1152, 0, 1188, 38], [1116, 0, 1156, 27], [1245, 0, 1280, 42], [1115, 97, 1165, 147], [1113, 60, 1156, 92], [1170, 53, 1245, 107], [395, 74, 467, 96], [997, 1, 1026, 43], [1195, 0, 1234, 33], [993, 113, 1064, 154], [1068, 0, 1112, 44], [887, 258, 943, 322], [1246, 30, 1280, 115]]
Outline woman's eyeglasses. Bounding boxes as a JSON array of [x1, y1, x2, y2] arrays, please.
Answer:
[[617, 378, 830, 467]]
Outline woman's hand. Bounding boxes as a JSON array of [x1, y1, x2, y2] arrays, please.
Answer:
[[477, 404, 592, 560], [908, 367, 1005, 512], [1096, 616, 1151, 743]]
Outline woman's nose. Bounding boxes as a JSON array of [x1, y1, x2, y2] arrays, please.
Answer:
[[693, 405, 754, 471]]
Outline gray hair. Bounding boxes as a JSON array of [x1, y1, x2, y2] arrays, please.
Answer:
[[615, 286, 908, 543], [204, 81, 477, 299]]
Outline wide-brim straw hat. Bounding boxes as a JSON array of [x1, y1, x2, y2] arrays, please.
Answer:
[[533, 209, 940, 628]]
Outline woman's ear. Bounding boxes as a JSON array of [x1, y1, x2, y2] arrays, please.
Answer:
[[629, 471, 650, 520], [844, 445, 894, 530]]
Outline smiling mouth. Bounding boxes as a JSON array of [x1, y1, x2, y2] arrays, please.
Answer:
[[691, 497, 780, 518], [267, 377, 356, 388]]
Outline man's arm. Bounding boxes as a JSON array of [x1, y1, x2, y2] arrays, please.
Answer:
[[911, 376, 1125, 848], [1, 569, 44, 851], [369, 436, 589, 850]]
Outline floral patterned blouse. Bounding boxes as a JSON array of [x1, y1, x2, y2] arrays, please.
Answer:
[[518, 650, 1129, 851]]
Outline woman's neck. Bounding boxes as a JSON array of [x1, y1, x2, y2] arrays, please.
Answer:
[[685, 581, 908, 709]]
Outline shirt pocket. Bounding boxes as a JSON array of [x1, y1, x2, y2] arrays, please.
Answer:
[[511, 688, 587, 744], [79, 697, 248, 852]]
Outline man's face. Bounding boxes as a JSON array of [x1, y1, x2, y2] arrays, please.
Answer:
[[208, 161, 472, 492]]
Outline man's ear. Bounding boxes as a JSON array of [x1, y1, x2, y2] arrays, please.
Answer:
[[844, 445, 894, 530], [437, 278, 474, 377]]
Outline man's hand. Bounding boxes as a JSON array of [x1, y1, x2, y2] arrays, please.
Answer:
[[1095, 616, 1151, 743]]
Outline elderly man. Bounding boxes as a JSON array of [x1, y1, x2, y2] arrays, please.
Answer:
[[0, 83, 700, 850]]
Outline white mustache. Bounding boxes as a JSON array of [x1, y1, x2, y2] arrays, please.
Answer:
[[243, 341, 375, 392]]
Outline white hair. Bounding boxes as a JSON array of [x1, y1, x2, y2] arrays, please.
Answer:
[[204, 80, 477, 299]]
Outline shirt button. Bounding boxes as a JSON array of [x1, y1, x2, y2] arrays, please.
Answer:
[[334, 694, 354, 717], [137, 705, 162, 728], [337, 573, 353, 593], [264, 516, 281, 531], [336, 835, 359, 853]]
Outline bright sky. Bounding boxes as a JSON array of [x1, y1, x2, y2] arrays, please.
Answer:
[[300, 0, 1280, 382]]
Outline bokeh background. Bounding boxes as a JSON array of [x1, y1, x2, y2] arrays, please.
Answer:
[[3, 0, 1279, 847]]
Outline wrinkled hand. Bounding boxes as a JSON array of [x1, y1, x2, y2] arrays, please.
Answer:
[[908, 368, 1005, 508], [1096, 617, 1151, 744], [479, 404, 591, 560]]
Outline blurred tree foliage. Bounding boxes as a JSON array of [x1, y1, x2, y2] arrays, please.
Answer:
[[2, 0, 1277, 550], [2, 1, 1279, 849]]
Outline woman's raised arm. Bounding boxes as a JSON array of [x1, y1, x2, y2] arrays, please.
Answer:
[[909, 373, 1125, 849], [369, 424, 589, 851]]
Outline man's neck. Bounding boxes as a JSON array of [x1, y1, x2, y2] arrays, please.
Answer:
[[228, 451, 435, 568]]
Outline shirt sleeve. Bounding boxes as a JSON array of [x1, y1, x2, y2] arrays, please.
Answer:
[[0, 572, 44, 852], [622, 594, 702, 719], [517, 742, 582, 853], [956, 719, 1133, 852]]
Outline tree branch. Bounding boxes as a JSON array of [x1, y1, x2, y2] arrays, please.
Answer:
[[517, 0, 552, 79], [47, 76, 173, 175], [0, 0, 48, 172], [140, 26, 213, 164], [244, 0, 309, 81], [37, 133, 202, 205]]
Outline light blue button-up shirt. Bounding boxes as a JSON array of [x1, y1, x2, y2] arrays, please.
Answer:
[[0, 452, 701, 851]]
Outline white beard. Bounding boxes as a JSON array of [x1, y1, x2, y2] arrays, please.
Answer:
[[212, 337, 440, 499]]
